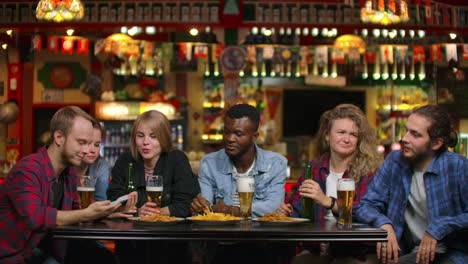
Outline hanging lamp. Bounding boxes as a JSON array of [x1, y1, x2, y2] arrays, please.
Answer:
[[36, 0, 84, 23]]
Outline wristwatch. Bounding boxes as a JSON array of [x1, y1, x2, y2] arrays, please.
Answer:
[[326, 197, 336, 210]]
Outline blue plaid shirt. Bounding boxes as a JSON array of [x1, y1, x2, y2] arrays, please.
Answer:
[[356, 150, 468, 264]]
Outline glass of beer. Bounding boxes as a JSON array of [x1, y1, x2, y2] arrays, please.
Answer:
[[78, 175, 96, 209], [337, 178, 355, 228], [146, 175, 163, 208], [237, 176, 255, 219]]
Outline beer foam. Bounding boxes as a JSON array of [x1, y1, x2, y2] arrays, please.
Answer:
[[146, 186, 163, 192], [237, 177, 255, 192], [77, 186, 95, 191], [337, 180, 355, 191]]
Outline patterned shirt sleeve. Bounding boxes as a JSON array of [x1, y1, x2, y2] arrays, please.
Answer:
[[355, 153, 395, 228], [425, 156, 468, 240], [352, 171, 373, 217], [8, 163, 57, 231]]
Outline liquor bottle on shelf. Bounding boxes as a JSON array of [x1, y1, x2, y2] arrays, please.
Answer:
[[301, 164, 315, 221]]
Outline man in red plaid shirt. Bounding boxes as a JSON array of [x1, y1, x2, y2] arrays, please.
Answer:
[[0, 106, 133, 263]]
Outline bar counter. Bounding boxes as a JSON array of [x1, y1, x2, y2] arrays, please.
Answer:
[[51, 219, 387, 242]]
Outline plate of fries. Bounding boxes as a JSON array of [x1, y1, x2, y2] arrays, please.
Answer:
[[187, 210, 242, 225], [252, 212, 310, 226], [129, 214, 185, 226]]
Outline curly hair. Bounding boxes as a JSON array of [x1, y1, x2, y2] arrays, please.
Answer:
[[412, 105, 458, 152], [315, 104, 382, 182]]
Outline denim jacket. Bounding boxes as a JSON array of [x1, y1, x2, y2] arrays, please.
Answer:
[[198, 145, 287, 218]]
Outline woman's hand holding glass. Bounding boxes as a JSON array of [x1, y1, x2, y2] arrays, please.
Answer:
[[138, 202, 161, 217], [140, 175, 165, 217]]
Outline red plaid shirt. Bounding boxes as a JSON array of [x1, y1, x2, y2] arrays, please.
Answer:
[[0, 147, 79, 263], [290, 154, 374, 220]]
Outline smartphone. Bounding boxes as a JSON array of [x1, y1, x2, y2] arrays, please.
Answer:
[[111, 197, 129, 205]]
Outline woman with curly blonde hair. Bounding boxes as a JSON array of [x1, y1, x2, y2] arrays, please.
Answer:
[[315, 103, 382, 183], [278, 104, 382, 263]]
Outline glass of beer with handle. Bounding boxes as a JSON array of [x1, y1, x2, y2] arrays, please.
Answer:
[[146, 175, 163, 208], [337, 178, 355, 228], [78, 175, 96, 209], [237, 176, 255, 219]]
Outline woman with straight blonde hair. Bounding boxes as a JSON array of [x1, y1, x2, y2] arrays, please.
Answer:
[[107, 110, 199, 264], [278, 104, 382, 263], [108, 110, 199, 217]]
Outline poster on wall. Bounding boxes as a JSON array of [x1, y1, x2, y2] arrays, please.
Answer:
[[42, 89, 64, 103]]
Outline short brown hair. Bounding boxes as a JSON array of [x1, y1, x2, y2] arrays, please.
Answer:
[[130, 110, 173, 160], [50, 106, 96, 137]]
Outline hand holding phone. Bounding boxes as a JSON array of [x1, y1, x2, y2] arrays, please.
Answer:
[[111, 197, 129, 205]]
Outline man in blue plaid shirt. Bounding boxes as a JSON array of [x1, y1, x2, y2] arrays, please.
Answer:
[[356, 105, 467, 264]]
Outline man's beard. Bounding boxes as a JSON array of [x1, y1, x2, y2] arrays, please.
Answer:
[[401, 148, 431, 167], [61, 148, 81, 167]]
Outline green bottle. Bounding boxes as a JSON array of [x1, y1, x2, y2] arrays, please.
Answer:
[[125, 162, 136, 194], [301, 164, 315, 221]]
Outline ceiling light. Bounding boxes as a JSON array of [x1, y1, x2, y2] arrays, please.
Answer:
[[449, 33, 457, 40], [321, 28, 328, 37], [145, 26, 156, 35], [361, 29, 368, 37], [372, 29, 380, 38], [189, 28, 199, 36], [417, 30, 425, 39], [382, 29, 389, 37], [2, 44, 7, 50], [312, 28, 319, 37], [6, 30, 12, 36], [66, 29, 74, 36], [399, 29, 406, 37], [127, 26, 139, 36]]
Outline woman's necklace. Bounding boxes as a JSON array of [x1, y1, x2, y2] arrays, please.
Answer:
[[144, 164, 155, 182]]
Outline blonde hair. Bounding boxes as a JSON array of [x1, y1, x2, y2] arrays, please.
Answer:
[[50, 106, 96, 137], [316, 104, 382, 182], [130, 110, 172, 160]]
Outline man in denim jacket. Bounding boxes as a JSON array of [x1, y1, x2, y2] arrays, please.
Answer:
[[191, 104, 287, 218]]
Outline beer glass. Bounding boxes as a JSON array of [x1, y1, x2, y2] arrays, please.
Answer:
[[146, 175, 163, 208], [237, 176, 255, 219], [337, 178, 355, 228], [78, 175, 96, 209]]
